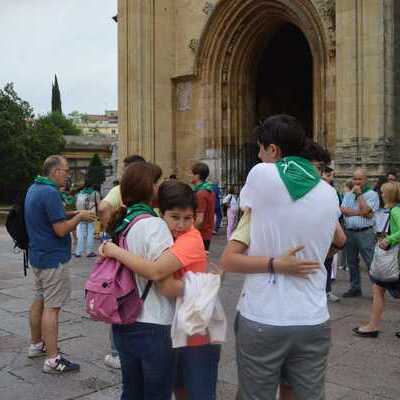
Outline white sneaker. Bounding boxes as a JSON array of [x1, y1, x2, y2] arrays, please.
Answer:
[[104, 354, 121, 369], [327, 292, 340, 303], [28, 342, 46, 358]]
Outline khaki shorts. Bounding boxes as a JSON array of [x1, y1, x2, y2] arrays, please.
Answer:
[[32, 263, 71, 308]]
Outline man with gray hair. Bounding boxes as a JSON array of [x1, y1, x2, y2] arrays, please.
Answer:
[[341, 168, 380, 297], [25, 155, 96, 373]]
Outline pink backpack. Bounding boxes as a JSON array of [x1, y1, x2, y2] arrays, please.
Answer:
[[84, 214, 152, 324]]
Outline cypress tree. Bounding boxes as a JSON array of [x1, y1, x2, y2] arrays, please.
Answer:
[[51, 74, 62, 113]]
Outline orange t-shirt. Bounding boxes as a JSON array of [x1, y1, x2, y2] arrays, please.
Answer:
[[196, 189, 216, 241], [171, 227, 209, 346]]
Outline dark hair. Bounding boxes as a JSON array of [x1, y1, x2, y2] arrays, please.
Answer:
[[42, 155, 65, 176], [169, 174, 177, 180], [255, 114, 306, 157], [301, 139, 331, 165], [158, 180, 197, 214], [228, 186, 236, 194], [191, 162, 210, 181], [120, 162, 162, 207], [323, 166, 333, 174], [387, 170, 397, 178], [123, 154, 145, 166]]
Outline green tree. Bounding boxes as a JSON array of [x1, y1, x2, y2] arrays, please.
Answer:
[[0, 83, 65, 201], [51, 74, 62, 113], [42, 112, 82, 136], [86, 153, 106, 188]]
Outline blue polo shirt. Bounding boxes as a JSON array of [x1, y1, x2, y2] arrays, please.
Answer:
[[25, 183, 71, 268]]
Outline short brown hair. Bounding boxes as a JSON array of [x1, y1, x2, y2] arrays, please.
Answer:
[[120, 162, 162, 206], [158, 180, 197, 214], [191, 162, 210, 181]]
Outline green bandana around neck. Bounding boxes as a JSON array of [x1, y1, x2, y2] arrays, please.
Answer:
[[193, 181, 214, 193], [79, 187, 95, 195], [361, 185, 372, 194], [275, 156, 321, 201], [34, 175, 58, 189], [61, 192, 76, 208], [114, 202, 158, 235]]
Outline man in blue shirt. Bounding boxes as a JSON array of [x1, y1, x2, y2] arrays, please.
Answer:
[[341, 168, 380, 297], [25, 155, 96, 374]]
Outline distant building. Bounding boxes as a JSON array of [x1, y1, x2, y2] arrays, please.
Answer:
[[69, 110, 118, 137], [62, 135, 114, 187]]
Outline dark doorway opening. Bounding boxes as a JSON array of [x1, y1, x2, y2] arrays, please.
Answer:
[[256, 23, 313, 136]]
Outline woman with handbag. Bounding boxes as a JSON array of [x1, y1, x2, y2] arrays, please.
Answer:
[[353, 181, 400, 338]]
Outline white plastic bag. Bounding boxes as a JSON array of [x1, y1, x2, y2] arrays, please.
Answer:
[[370, 244, 400, 282]]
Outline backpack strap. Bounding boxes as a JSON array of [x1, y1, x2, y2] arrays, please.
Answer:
[[119, 213, 154, 300]]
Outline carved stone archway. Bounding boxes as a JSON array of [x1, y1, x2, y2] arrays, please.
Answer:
[[194, 0, 333, 187]]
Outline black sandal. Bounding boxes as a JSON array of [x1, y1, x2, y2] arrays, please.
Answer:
[[395, 331, 400, 338]]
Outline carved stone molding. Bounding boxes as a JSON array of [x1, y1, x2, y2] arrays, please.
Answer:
[[203, 2, 215, 16], [189, 39, 200, 52], [316, 0, 336, 51]]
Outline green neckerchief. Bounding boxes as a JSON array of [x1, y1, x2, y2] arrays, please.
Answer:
[[61, 192, 76, 208], [193, 181, 214, 192], [79, 187, 95, 195], [114, 203, 158, 235], [275, 156, 321, 201], [361, 185, 372, 194], [34, 175, 58, 189]]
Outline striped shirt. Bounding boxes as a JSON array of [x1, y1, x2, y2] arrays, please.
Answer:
[[341, 190, 380, 230]]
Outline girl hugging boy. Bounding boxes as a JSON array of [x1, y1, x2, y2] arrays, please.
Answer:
[[100, 177, 220, 400]]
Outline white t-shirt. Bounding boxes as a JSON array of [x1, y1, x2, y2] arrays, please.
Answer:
[[239, 163, 341, 326], [126, 217, 174, 325]]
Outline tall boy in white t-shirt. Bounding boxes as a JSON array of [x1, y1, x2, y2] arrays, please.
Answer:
[[223, 115, 345, 400]]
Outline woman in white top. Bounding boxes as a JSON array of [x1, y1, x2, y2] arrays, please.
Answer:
[[110, 162, 176, 400]]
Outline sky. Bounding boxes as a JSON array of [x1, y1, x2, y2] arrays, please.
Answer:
[[0, 0, 117, 116]]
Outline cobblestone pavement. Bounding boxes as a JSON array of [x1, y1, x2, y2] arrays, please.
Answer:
[[1, 226, 400, 399]]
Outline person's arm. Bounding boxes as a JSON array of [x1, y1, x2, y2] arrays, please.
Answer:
[[381, 208, 400, 248], [53, 210, 96, 237], [356, 193, 373, 218], [98, 200, 115, 228], [194, 191, 206, 229], [100, 242, 183, 281], [98, 186, 121, 228], [327, 222, 347, 257], [220, 241, 320, 278], [157, 275, 184, 298]]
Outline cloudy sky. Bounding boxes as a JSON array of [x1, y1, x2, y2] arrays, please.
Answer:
[[1, 0, 117, 116]]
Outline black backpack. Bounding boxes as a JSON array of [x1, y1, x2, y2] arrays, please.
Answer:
[[6, 190, 29, 276]]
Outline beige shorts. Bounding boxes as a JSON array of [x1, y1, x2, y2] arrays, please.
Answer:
[[32, 263, 71, 308]]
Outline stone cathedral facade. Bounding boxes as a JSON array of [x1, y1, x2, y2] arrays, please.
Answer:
[[117, 0, 400, 186]]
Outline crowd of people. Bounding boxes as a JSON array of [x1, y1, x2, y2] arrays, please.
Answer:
[[20, 113, 400, 400]]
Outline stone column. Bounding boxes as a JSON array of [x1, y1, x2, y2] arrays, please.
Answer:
[[118, 0, 155, 166], [335, 0, 388, 177]]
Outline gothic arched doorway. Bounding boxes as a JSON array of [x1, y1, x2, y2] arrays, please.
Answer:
[[195, 0, 331, 188]]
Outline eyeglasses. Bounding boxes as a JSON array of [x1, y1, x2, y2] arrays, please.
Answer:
[[57, 168, 70, 174]]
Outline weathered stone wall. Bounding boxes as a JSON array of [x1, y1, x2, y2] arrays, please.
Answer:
[[117, 0, 397, 185]]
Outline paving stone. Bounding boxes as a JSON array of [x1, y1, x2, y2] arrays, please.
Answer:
[[1, 226, 400, 399]]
